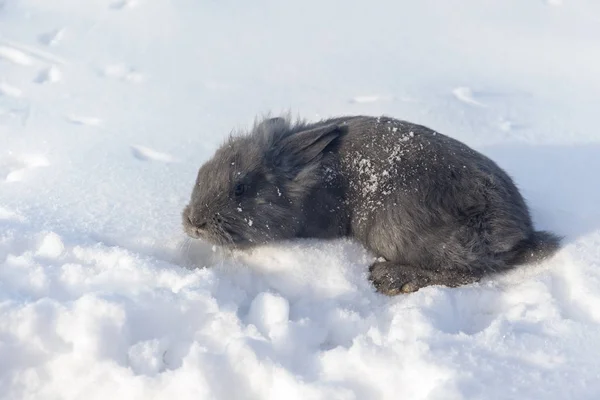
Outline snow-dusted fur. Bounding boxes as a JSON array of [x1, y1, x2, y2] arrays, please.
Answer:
[[183, 115, 561, 294]]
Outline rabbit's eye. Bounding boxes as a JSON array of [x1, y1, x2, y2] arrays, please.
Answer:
[[234, 183, 246, 196]]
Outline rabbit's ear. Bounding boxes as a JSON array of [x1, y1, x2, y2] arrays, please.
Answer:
[[275, 124, 341, 172]]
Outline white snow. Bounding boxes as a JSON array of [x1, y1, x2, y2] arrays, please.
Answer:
[[2, 0, 600, 399], [35, 232, 65, 259], [0, 82, 23, 98], [0, 45, 33, 65], [350, 95, 394, 104], [452, 87, 487, 108], [38, 28, 66, 47], [65, 115, 103, 126], [130, 145, 177, 163], [247, 292, 290, 339]]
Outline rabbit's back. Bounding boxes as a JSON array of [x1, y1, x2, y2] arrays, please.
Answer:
[[335, 116, 533, 272]]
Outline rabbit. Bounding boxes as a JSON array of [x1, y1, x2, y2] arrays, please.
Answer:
[[182, 115, 561, 295]]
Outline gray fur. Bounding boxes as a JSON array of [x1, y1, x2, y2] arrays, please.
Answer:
[[183, 115, 561, 294]]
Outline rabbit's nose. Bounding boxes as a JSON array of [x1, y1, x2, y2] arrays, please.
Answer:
[[187, 214, 208, 230]]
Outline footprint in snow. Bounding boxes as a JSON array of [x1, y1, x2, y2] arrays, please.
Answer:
[[110, 0, 141, 10], [100, 64, 144, 84], [66, 115, 102, 126], [131, 145, 177, 163], [38, 28, 66, 47], [452, 86, 487, 107], [418, 284, 503, 336], [0, 154, 50, 183], [35, 66, 62, 84]]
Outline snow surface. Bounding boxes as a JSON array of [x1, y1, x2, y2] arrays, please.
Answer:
[[2, 0, 600, 399]]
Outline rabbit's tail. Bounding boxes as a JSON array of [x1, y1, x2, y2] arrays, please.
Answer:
[[507, 230, 562, 266]]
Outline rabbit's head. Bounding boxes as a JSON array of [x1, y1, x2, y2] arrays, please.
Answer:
[[182, 116, 342, 248]]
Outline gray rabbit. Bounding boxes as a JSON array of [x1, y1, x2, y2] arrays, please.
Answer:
[[182, 115, 561, 294]]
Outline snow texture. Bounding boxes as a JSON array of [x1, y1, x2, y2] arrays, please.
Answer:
[[1, 0, 600, 399]]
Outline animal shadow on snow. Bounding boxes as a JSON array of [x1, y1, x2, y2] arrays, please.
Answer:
[[483, 142, 600, 243]]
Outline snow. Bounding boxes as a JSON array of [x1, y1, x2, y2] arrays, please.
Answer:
[[35, 232, 65, 259], [0, 45, 33, 66], [1, 0, 600, 399], [247, 292, 290, 339], [34, 65, 61, 85]]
